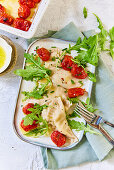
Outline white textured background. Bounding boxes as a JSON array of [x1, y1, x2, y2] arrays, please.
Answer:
[[0, 0, 114, 170]]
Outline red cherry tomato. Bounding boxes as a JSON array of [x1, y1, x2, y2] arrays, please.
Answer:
[[33, 0, 41, 3], [0, 13, 14, 25], [22, 103, 34, 115], [20, 120, 37, 132], [19, 0, 36, 8], [36, 48, 50, 61], [18, 5, 31, 19], [13, 18, 31, 31], [51, 131, 66, 147], [71, 64, 88, 79], [68, 87, 85, 98], [0, 4, 6, 15], [61, 55, 74, 71]]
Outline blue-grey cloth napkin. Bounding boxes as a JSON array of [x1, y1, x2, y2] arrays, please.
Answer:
[[28, 22, 114, 169]]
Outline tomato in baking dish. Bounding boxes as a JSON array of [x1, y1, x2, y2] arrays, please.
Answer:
[[20, 120, 37, 132], [18, 5, 31, 19], [0, 13, 14, 25], [13, 18, 31, 31], [19, 0, 36, 8], [0, 4, 6, 15], [0, 0, 42, 31], [68, 87, 85, 98]]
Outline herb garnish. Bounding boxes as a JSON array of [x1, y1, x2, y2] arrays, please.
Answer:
[[78, 81, 83, 86], [50, 91, 55, 93], [83, 7, 87, 18], [52, 56, 56, 61], [71, 79, 75, 84]]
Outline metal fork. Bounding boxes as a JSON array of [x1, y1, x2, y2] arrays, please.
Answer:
[[74, 102, 114, 146]]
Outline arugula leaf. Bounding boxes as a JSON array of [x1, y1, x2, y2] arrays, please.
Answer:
[[23, 103, 48, 126], [67, 97, 79, 104], [93, 14, 108, 50], [87, 71, 96, 82], [22, 83, 48, 101], [71, 34, 99, 67], [83, 7, 87, 18], [23, 103, 48, 137], [67, 111, 80, 119], [110, 41, 114, 59], [14, 53, 52, 81], [109, 27, 114, 59], [68, 120, 99, 135], [81, 97, 97, 113], [109, 26, 114, 41], [14, 66, 50, 81], [25, 124, 48, 137]]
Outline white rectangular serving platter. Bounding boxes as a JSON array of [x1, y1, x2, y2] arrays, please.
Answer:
[[0, 0, 50, 39], [13, 38, 95, 150]]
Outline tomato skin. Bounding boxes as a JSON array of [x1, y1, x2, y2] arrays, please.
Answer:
[[33, 0, 41, 3], [18, 5, 30, 19], [61, 55, 74, 71], [0, 4, 6, 15], [0, 13, 14, 25], [22, 103, 34, 115], [71, 64, 88, 79], [51, 131, 66, 147], [68, 87, 85, 98], [20, 120, 37, 132], [13, 18, 31, 31], [36, 48, 50, 61], [19, 0, 36, 8]]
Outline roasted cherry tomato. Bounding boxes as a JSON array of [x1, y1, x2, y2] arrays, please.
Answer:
[[36, 48, 50, 61], [71, 64, 88, 79], [68, 87, 85, 98], [0, 4, 6, 15], [19, 0, 36, 8], [61, 55, 74, 71], [18, 5, 31, 19], [51, 131, 66, 147], [20, 120, 37, 132], [13, 18, 31, 31], [0, 13, 14, 25], [33, 0, 41, 3], [22, 103, 34, 115]]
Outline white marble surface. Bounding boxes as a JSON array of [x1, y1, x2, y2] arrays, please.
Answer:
[[0, 0, 114, 170]]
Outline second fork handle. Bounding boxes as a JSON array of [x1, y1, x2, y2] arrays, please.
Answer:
[[103, 120, 114, 127], [99, 124, 114, 146]]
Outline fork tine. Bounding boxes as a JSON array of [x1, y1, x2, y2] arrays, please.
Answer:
[[78, 102, 96, 118], [74, 107, 93, 123], [76, 105, 95, 119]]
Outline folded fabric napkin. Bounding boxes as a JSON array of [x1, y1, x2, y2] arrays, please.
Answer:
[[28, 22, 114, 169]]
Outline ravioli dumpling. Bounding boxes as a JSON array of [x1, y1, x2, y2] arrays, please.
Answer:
[[41, 97, 78, 140]]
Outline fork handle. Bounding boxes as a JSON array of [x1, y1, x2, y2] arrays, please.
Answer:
[[99, 124, 114, 146], [103, 120, 114, 127]]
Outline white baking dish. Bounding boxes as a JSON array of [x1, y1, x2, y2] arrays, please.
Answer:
[[0, 0, 50, 39]]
